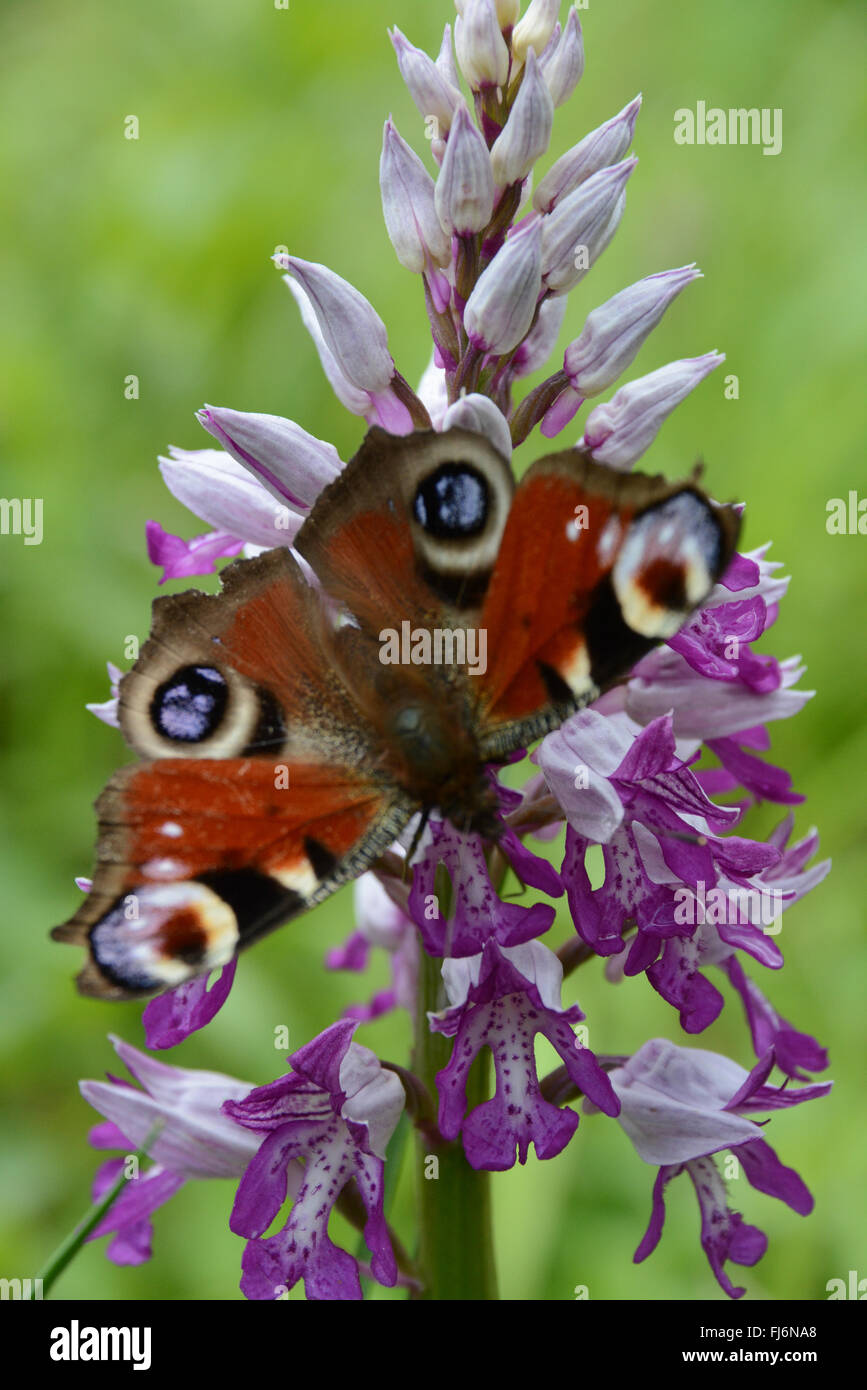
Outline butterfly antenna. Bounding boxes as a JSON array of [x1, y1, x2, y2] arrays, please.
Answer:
[[404, 810, 431, 879]]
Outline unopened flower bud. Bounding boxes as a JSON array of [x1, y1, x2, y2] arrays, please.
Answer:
[[441, 393, 513, 459], [435, 23, 461, 91], [534, 96, 641, 213], [455, 0, 510, 91], [390, 26, 462, 133], [464, 215, 543, 354], [435, 100, 496, 234], [490, 48, 554, 185], [541, 158, 636, 294], [582, 352, 724, 468], [511, 293, 568, 377], [565, 265, 701, 395], [512, 0, 560, 66], [381, 119, 451, 291], [196, 406, 342, 512], [278, 255, 413, 433], [538, 8, 584, 107], [495, 0, 521, 27]]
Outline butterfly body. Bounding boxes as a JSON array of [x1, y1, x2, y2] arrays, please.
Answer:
[[53, 426, 739, 1000]]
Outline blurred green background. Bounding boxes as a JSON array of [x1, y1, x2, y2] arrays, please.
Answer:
[[1, 0, 864, 1302]]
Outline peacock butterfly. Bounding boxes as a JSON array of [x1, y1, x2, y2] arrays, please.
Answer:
[[52, 426, 739, 1000]]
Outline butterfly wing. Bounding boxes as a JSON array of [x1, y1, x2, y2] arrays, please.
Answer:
[[53, 547, 412, 999], [474, 447, 740, 757], [294, 425, 515, 630]]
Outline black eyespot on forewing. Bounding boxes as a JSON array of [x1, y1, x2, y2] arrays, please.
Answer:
[[413, 463, 489, 539], [150, 665, 228, 743]]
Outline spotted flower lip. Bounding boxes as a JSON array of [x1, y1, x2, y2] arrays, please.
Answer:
[[224, 1021, 403, 1301], [432, 938, 619, 1170], [607, 1039, 829, 1298], [407, 817, 557, 958]]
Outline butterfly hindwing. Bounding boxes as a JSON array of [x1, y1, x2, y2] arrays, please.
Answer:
[[475, 447, 740, 756]]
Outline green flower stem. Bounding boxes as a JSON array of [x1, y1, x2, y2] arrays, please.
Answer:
[[29, 1120, 164, 1299], [412, 927, 498, 1301]]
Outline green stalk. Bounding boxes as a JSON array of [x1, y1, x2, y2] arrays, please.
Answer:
[[412, 889, 498, 1301], [29, 1120, 164, 1299]]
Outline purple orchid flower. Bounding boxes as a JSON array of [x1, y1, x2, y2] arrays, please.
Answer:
[[224, 1021, 404, 1301], [80, 1036, 263, 1265], [604, 1039, 831, 1297], [432, 938, 619, 1169]]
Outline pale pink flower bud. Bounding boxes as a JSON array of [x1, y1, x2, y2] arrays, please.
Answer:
[[512, 0, 560, 66], [435, 23, 461, 92], [538, 8, 585, 107], [416, 353, 449, 428], [196, 406, 342, 512], [158, 443, 304, 547], [494, 0, 521, 26], [464, 215, 543, 354], [582, 351, 725, 468], [434, 101, 496, 234], [441, 393, 513, 459], [389, 26, 462, 134], [277, 254, 413, 433], [510, 294, 567, 377], [490, 48, 554, 186], [564, 265, 701, 395], [455, 0, 510, 91], [540, 158, 636, 294], [380, 118, 451, 310], [283, 274, 370, 417], [534, 95, 641, 213], [455, 0, 521, 22]]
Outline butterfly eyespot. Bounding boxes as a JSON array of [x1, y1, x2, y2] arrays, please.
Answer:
[[412, 463, 490, 539], [150, 665, 229, 743]]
